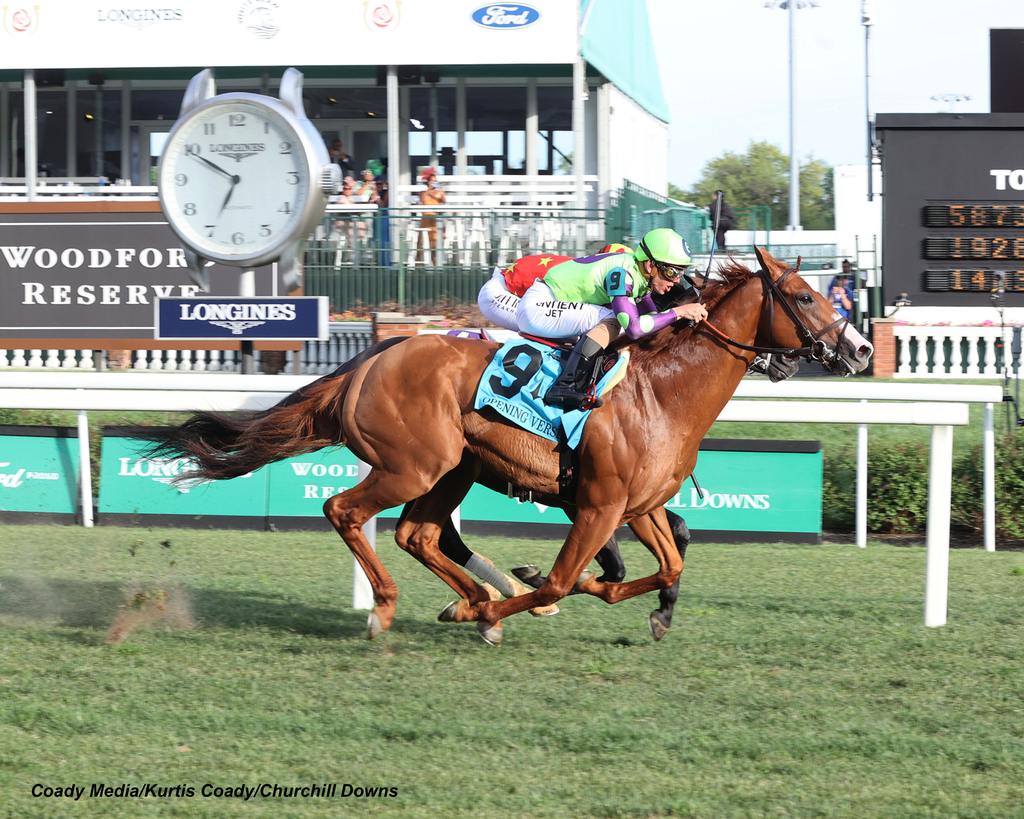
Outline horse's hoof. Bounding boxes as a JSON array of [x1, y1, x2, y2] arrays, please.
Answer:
[[511, 565, 542, 587], [367, 611, 384, 640], [477, 620, 503, 646], [574, 570, 594, 592], [648, 611, 671, 642], [437, 600, 461, 623], [529, 603, 559, 617]]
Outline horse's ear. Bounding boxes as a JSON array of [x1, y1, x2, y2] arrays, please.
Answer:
[[754, 246, 782, 278]]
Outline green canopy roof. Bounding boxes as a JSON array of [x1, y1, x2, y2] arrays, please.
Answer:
[[580, 0, 670, 123]]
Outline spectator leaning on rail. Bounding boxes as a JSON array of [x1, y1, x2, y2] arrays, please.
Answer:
[[477, 243, 631, 331], [515, 229, 707, 410]]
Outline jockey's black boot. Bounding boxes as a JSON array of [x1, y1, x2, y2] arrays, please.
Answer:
[[544, 335, 604, 411]]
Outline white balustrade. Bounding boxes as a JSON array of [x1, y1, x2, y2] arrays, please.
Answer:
[[893, 325, 1020, 379]]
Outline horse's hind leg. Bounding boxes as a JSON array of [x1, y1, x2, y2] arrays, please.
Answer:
[[417, 504, 559, 617], [323, 467, 453, 639], [393, 460, 509, 644]]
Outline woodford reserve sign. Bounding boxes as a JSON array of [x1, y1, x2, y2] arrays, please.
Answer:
[[0, 202, 277, 341]]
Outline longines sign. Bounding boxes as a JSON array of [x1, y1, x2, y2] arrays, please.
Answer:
[[0, 211, 276, 339], [156, 297, 328, 340]]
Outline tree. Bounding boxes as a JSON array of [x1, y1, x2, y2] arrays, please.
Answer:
[[678, 141, 834, 231]]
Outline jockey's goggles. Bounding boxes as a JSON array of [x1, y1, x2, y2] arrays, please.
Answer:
[[653, 262, 690, 282]]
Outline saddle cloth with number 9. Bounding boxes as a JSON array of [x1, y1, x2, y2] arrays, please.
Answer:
[[473, 339, 629, 449]]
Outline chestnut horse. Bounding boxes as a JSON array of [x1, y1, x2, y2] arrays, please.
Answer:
[[148, 248, 871, 644]]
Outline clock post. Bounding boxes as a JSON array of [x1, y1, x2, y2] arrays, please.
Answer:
[[156, 68, 341, 373]]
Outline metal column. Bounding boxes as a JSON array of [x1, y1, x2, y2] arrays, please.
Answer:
[[24, 70, 37, 199]]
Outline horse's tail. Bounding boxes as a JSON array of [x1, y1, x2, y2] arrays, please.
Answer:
[[137, 337, 408, 481]]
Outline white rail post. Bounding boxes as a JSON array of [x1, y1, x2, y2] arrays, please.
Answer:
[[352, 459, 376, 610], [983, 402, 996, 552], [856, 399, 868, 548], [924, 424, 954, 627], [76, 403, 94, 528]]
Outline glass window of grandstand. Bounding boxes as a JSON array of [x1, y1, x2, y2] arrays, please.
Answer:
[[408, 85, 456, 178], [4, 84, 122, 182], [464, 86, 526, 175], [536, 86, 573, 175], [305, 86, 388, 175]]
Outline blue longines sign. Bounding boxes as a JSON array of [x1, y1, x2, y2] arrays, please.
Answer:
[[154, 297, 328, 340]]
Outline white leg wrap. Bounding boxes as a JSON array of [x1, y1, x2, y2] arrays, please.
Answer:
[[466, 553, 521, 599]]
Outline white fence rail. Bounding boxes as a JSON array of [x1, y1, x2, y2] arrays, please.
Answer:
[[0, 373, 980, 628]]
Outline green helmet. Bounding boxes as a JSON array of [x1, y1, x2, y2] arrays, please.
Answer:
[[634, 228, 692, 268]]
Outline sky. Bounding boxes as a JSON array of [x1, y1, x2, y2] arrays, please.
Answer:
[[648, 0, 1024, 189]]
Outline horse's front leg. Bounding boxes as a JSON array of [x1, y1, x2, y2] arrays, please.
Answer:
[[650, 510, 690, 636], [474, 502, 627, 626], [574, 507, 683, 640]]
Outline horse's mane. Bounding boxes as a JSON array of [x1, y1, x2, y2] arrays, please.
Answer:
[[608, 259, 758, 358]]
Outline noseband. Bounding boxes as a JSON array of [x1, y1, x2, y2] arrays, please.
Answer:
[[697, 263, 849, 372]]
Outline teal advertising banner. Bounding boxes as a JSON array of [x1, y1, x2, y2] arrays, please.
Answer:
[[665, 442, 822, 536], [98, 431, 821, 540], [99, 431, 267, 523], [267, 446, 400, 520], [0, 426, 80, 519]]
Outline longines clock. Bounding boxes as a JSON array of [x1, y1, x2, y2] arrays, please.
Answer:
[[158, 68, 340, 290]]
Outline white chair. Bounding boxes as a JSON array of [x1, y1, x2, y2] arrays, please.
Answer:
[[405, 221, 434, 266]]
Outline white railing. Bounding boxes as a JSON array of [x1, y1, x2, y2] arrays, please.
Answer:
[[0, 321, 374, 375], [894, 325, 1017, 378], [396, 174, 599, 208], [0, 182, 158, 199], [0, 372, 976, 628]]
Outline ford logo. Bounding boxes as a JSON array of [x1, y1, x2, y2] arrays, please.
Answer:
[[472, 4, 540, 29]]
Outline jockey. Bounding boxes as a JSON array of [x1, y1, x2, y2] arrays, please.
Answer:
[[516, 228, 708, 410], [476, 244, 631, 331]]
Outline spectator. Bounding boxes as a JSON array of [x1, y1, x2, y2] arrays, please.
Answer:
[[352, 168, 379, 245], [369, 159, 390, 267], [328, 138, 355, 177], [709, 194, 736, 251], [417, 166, 446, 261], [353, 168, 380, 205], [828, 262, 856, 320]]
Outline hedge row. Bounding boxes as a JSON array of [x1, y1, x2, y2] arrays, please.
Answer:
[[823, 434, 1024, 540]]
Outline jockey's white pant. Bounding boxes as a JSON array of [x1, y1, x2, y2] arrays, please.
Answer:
[[515, 280, 614, 340], [477, 267, 520, 331]]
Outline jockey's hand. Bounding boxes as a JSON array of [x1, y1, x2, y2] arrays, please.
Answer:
[[673, 303, 708, 323]]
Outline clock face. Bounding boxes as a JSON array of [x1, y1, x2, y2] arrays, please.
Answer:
[[159, 99, 311, 262]]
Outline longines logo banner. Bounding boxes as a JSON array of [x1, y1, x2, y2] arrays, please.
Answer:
[[155, 297, 328, 340], [0, 0, 575, 68], [0, 211, 276, 339]]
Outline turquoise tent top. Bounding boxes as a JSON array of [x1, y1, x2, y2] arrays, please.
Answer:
[[580, 0, 670, 123]]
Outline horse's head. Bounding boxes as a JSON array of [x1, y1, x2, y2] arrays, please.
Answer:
[[753, 247, 873, 375]]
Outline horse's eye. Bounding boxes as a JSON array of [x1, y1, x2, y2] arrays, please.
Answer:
[[797, 293, 814, 305]]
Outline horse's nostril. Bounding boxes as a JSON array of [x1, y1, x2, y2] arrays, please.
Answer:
[[856, 344, 873, 360]]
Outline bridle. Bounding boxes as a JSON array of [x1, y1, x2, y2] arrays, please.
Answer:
[[695, 261, 851, 372]]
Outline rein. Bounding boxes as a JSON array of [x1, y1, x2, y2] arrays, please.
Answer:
[[694, 262, 848, 366]]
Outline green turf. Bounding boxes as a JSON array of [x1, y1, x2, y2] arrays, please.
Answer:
[[1, 524, 1022, 817]]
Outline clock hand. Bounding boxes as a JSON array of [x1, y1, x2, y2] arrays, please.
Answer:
[[192, 153, 235, 182], [218, 174, 241, 216]]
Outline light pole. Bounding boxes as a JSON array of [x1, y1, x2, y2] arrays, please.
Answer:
[[862, 0, 873, 200], [766, 0, 817, 230]]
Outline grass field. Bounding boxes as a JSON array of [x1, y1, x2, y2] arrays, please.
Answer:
[[1, 524, 1022, 817]]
